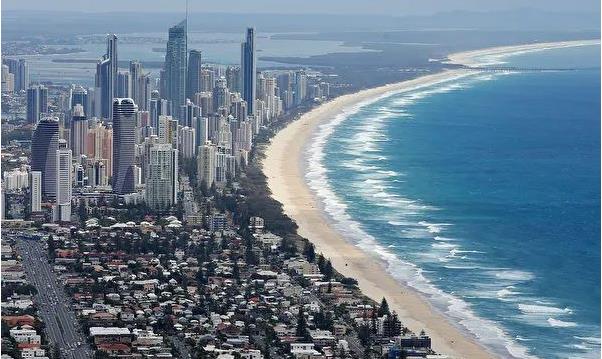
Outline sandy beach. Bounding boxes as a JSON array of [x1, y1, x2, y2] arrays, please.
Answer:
[[261, 40, 597, 359]]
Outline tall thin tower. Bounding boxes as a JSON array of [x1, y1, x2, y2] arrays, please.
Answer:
[[96, 34, 118, 119], [112, 98, 138, 195], [164, 20, 187, 119], [241, 27, 256, 116]]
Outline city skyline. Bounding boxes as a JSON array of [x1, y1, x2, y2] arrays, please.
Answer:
[[0, 4, 599, 359]]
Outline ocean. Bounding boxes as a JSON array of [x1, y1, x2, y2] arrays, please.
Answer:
[[307, 44, 601, 358]]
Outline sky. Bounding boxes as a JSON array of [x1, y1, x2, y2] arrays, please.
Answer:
[[2, 0, 601, 15]]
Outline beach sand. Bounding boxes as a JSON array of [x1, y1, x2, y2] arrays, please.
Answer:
[[261, 40, 597, 359]]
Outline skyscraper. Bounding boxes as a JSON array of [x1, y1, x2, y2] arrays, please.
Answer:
[[116, 71, 130, 98], [1, 65, 14, 92], [241, 27, 256, 116], [187, 49, 202, 98], [145, 143, 178, 210], [294, 70, 308, 106], [130, 61, 151, 111], [197, 141, 217, 188], [212, 77, 230, 113], [112, 98, 137, 195], [96, 34, 118, 119], [179, 126, 196, 159], [30, 171, 42, 213], [226, 66, 241, 93], [3, 58, 29, 91], [26, 85, 48, 124], [158, 115, 179, 147], [56, 141, 72, 222], [70, 104, 88, 162], [31, 117, 59, 200], [17, 59, 29, 92], [164, 20, 187, 118], [71, 86, 88, 115]]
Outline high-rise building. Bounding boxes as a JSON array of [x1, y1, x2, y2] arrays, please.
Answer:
[[30, 171, 42, 213], [1, 65, 14, 92], [70, 104, 88, 162], [197, 141, 216, 188], [2, 58, 29, 91], [112, 98, 137, 195], [179, 126, 196, 159], [158, 115, 179, 147], [164, 20, 187, 118], [145, 143, 178, 210], [194, 116, 209, 150], [86, 122, 113, 178], [200, 68, 215, 92], [56, 142, 72, 222], [87, 160, 108, 187], [96, 34, 118, 119], [187, 49, 202, 98], [117, 71, 130, 98], [150, 97, 171, 130], [241, 27, 256, 116], [71, 86, 89, 115], [294, 71, 308, 106], [26, 85, 48, 124], [130, 61, 151, 111], [180, 99, 200, 128], [226, 66, 241, 93], [212, 77, 230, 113], [194, 92, 213, 117], [17, 59, 29, 91], [31, 117, 59, 200]]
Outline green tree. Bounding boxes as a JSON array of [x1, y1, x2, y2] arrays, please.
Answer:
[[295, 307, 309, 341], [378, 297, 390, 317], [303, 242, 316, 262]]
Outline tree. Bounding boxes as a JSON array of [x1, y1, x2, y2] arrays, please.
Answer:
[[378, 297, 390, 317], [357, 323, 371, 346], [303, 242, 316, 262], [323, 260, 333, 280], [295, 307, 309, 341], [232, 260, 240, 283], [383, 312, 401, 338], [47, 235, 55, 259]]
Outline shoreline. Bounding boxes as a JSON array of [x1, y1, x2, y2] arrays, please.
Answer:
[[261, 40, 597, 359]]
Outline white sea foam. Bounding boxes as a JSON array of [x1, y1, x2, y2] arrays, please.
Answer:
[[574, 336, 602, 345], [547, 318, 577, 328], [494, 270, 535, 282], [434, 236, 456, 241], [518, 304, 572, 315], [418, 221, 452, 234], [304, 73, 540, 359]]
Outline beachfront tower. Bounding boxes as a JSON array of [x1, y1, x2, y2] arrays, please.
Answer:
[[164, 20, 188, 119], [31, 116, 59, 200], [187, 49, 202, 98], [95, 34, 118, 119], [112, 98, 138, 195], [241, 27, 256, 116]]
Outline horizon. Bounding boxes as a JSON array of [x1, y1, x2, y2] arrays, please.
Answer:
[[0, 3, 599, 359]]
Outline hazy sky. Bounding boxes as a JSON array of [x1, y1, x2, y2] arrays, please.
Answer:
[[2, 0, 600, 15]]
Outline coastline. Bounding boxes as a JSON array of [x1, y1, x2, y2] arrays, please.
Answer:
[[261, 40, 597, 359]]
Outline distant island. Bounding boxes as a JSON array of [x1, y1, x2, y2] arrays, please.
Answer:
[[2, 42, 86, 56]]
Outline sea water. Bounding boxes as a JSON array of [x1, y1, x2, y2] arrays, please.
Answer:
[[308, 44, 601, 358]]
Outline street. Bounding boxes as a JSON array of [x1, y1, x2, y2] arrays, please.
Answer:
[[16, 236, 94, 359]]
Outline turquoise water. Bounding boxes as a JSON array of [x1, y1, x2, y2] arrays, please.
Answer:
[[309, 44, 600, 358]]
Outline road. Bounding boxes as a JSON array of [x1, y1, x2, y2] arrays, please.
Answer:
[[16, 236, 94, 359]]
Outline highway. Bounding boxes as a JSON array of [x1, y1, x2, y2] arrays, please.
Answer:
[[16, 236, 94, 359]]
